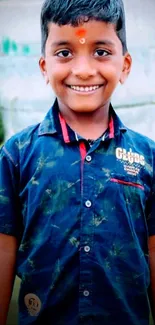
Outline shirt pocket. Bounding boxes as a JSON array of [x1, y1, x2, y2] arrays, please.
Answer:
[[109, 173, 145, 212], [109, 172, 148, 237], [110, 173, 144, 191]]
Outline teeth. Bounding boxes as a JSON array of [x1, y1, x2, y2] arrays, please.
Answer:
[[70, 85, 100, 92]]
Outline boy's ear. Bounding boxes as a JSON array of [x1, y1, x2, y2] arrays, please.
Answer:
[[120, 53, 132, 84], [39, 57, 49, 85]]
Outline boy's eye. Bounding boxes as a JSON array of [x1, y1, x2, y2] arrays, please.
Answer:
[[56, 50, 72, 58], [94, 49, 110, 57]]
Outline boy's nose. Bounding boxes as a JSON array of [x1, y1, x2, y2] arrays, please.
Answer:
[[72, 58, 97, 79]]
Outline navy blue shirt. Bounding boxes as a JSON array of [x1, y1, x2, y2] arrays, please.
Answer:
[[0, 100, 155, 325]]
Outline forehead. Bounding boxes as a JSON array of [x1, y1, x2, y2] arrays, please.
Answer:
[[46, 20, 120, 45]]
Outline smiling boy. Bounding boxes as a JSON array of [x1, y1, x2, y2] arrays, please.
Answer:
[[0, 1, 155, 325]]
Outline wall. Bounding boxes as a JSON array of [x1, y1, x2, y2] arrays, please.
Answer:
[[0, 0, 155, 139]]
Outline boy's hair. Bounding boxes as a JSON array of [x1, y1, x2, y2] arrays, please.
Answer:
[[41, 0, 128, 55]]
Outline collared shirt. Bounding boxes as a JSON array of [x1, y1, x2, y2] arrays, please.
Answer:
[[0, 100, 155, 325]]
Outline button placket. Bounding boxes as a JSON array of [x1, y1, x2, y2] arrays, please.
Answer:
[[79, 150, 94, 316]]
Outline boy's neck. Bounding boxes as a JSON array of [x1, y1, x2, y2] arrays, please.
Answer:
[[58, 102, 110, 141]]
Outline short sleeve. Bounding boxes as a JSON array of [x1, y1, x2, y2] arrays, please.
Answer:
[[146, 152, 155, 236], [0, 145, 22, 238]]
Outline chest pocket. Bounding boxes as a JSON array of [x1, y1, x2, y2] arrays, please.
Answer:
[[109, 173, 145, 204], [109, 171, 147, 214], [110, 173, 144, 191], [109, 173, 146, 228]]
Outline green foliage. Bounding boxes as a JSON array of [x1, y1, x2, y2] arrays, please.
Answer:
[[0, 109, 5, 145]]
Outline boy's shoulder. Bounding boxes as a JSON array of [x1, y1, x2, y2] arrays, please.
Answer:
[[1, 123, 41, 166], [1, 105, 56, 166], [114, 108, 155, 154], [125, 125, 155, 151], [5, 122, 40, 146]]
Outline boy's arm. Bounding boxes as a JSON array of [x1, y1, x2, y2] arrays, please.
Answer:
[[147, 147, 155, 322], [148, 235, 155, 321], [0, 233, 18, 325], [0, 144, 21, 324]]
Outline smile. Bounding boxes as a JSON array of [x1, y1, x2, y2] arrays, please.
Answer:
[[68, 85, 103, 92]]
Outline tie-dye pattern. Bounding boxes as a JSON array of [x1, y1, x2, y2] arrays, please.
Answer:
[[0, 100, 155, 325]]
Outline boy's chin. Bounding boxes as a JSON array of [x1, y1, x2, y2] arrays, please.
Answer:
[[66, 100, 103, 113], [69, 105, 99, 114]]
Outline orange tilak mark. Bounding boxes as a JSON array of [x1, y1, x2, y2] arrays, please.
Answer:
[[75, 28, 87, 38]]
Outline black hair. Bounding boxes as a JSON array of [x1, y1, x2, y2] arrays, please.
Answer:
[[40, 0, 128, 55]]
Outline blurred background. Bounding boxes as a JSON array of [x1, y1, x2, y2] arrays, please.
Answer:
[[0, 0, 155, 143], [0, 0, 155, 324], [0, 0, 155, 142]]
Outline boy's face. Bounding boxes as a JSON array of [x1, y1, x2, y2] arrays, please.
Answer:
[[39, 20, 131, 114]]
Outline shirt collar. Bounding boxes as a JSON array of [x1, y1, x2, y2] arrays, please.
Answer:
[[108, 104, 127, 138], [38, 99, 127, 142], [38, 99, 58, 136]]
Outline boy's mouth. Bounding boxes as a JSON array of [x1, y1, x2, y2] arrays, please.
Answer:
[[67, 85, 103, 93]]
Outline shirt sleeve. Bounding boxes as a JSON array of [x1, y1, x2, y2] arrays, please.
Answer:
[[146, 150, 155, 237], [0, 145, 22, 238]]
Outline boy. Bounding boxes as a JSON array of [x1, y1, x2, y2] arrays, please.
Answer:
[[0, 0, 155, 324]]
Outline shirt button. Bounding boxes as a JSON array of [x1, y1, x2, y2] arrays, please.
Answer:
[[85, 200, 92, 208], [83, 290, 90, 297], [84, 246, 90, 253], [86, 155, 92, 162]]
